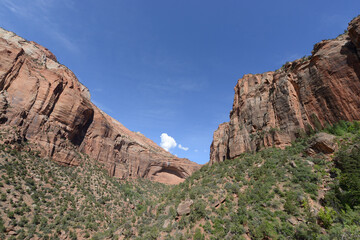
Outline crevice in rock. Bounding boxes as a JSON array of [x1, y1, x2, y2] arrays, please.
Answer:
[[0, 51, 25, 90], [69, 108, 94, 146], [40, 81, 64, 117]]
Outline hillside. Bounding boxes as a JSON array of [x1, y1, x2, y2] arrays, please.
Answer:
[[151, 122, 360, 239], [0, 126, 171, 239], [1, 122, 360, 239]]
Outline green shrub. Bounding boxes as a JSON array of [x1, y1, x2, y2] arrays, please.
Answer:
[[294, 223, 320, 240], [18, 216, 28, 227], [7, 211, 15, 219], [0, 217, 5, 232], [193, 228, 204, 240], [284, 193, 298, 215], [211, 217, 226, 237], [190, 200, 206, 222], [325, 120, 360, 136], [318, 207, 337, 229], [0, 193, 6, 201], [250, 220, 278, 239], [69, 231, 77, 240], [335, 142, 360, 207]]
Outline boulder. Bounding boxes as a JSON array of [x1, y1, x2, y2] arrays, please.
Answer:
[[309, 132, 337, 154], [163, 219, 171, 228], [177, 199, 193, 216]]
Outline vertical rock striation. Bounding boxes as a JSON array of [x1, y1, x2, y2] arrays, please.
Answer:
[[210, 16, 360, 164], [0, 28, 200, 183]]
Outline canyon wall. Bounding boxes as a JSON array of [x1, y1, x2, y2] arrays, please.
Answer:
[[210, 16, 360, 164], [0, 28, 199, 184]]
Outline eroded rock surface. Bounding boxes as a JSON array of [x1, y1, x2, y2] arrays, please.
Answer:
[[308, 132, 337, 154], [0, 28, 200, 183], [177, 199, 193, 216], [210, 16, 360, 164]]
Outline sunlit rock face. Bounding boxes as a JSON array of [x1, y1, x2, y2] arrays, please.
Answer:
[[0, 28, 200, 183], [210, 16, 360, 164]]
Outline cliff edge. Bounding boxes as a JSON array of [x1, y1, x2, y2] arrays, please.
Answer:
[[0, 28, 200, 183], [210, 16, 360, 164]]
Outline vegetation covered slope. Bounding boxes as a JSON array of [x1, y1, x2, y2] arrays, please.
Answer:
[[1, 122, 360, 239], [0, 127, 170, 240], [154, 122, 360, 240]]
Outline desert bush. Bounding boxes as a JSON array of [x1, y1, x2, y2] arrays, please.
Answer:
[[318, 207, 337, 229], [335, 141, 360, 207], [193, 228, 204, 240]]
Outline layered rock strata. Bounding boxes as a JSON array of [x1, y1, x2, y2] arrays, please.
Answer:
[[0, 28, 199, 183], [210, 16, 360, 164]]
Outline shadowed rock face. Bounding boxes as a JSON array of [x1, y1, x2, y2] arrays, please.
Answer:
[[210, 16, 360, 165], [0, 28, 200, 183]]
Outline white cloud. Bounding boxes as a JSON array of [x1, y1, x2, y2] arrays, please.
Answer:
[[194, 149, 198, 152], [160, 133, 177, 152], [178, 144, 189, 151]]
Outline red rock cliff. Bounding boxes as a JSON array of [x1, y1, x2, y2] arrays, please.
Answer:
[[0, 28, 200, 184], [210, 16, 360, 164]]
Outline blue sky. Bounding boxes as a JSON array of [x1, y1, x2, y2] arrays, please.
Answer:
[[0, 0, 359, 164]]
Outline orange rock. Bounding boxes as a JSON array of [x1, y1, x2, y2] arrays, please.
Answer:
[[0, 27, 200, 183], [210, 15, 360, 164]]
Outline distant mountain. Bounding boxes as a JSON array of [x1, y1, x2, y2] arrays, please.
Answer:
[[0, 28, 199, 184], [211, 15, 360, 165]]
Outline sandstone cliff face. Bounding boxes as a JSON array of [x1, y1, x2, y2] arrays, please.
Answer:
[[210, 16, 360, 164], [0, 28, 200, 183]]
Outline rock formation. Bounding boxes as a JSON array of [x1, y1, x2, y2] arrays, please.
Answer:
[[210, 16, 360, 164], [0, 28, 200, 183], [308, 132, 338, 154], [177, 199, 193, 216]]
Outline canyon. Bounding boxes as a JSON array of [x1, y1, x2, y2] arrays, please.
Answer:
[[1, 9, 360, 240], [0, 28, 200, 184], [1, 14, 360, 182]]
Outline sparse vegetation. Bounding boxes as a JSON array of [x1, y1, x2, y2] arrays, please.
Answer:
[[0, 122, 360, 239]]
